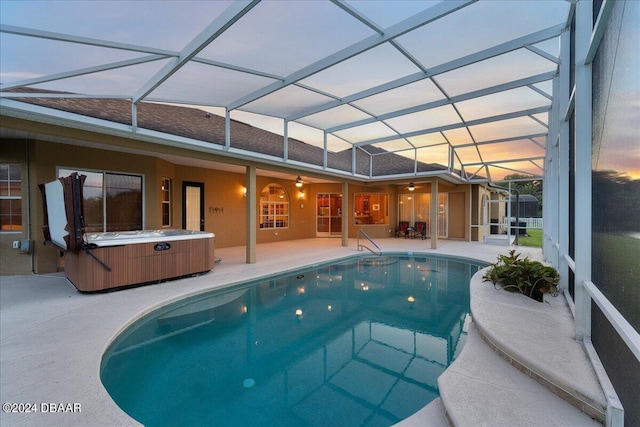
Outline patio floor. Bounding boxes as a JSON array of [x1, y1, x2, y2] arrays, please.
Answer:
[[0, 238, 602, 426]]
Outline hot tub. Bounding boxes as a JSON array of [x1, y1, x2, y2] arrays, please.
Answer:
[[84, 229, 212, 246], [40, 173, 215, 293], [65, 229, 215, 292]]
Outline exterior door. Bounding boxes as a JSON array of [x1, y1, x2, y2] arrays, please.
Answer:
[[316, 193, 342, 237], [182, 181, 204, 231]]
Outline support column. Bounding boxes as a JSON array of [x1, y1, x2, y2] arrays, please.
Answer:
[[245, 165, 256, 264], [131, 102, 138, 131], [543, 74, 558, 265], [225, 109, 231, 149], [557, 28, 571, 293], [431, 179, 438, 249], [341, 181, 349, 247], [574, 0, 593, 341]]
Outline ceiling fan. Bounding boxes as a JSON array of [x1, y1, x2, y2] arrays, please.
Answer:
[[408, 182, 427, 191]]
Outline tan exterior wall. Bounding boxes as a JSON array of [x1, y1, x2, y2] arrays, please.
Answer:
[[27, 140, 161, 274], [2, 136, 338, 275], [448, 192, 466, 239], [2, 134, 482, 275]]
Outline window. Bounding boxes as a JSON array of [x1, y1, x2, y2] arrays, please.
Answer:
[[354, 193, 389, 225], [161, 178, 171, 227], [260, 184, 289, 229], [0, 163, 22, 232], [59, 168, 143, 232]]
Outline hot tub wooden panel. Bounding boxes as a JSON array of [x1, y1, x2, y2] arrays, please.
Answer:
[[64, 237, 214, 292]]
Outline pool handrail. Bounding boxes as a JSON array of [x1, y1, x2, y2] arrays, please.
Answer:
[[357, 229, 381, 256]]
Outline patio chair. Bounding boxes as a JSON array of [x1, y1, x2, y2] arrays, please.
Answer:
[[395, 221, 410, 238], [413, 221, 427, 239]]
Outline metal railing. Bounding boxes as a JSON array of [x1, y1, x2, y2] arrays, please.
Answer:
[[357, 229, 381, 256]]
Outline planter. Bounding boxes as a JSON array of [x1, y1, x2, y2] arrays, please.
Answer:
[[482, 250, 559, 302]]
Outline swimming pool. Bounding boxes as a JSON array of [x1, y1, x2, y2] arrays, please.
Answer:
[[101, 254, 485, 426]]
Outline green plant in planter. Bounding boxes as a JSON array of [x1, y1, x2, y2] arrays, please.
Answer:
[[482, 250, 559, 302]]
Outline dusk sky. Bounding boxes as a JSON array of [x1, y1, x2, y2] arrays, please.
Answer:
[[4, 1, 634, 180]]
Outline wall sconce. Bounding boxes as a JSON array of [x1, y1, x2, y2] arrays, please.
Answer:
[[295, 308, 303, 320], [408, 295, 415, 308], [242, 187, 247, 198], [298, 190, 305, 201], [408, 182, 415, 191], [295, 176, 303, 188]]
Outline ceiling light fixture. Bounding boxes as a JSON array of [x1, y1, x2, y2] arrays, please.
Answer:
[[295, 176, 303, 188], [408, 182, 415, 191]]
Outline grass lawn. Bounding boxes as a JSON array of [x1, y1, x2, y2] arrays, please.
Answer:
[[517, 228, 542, 247]]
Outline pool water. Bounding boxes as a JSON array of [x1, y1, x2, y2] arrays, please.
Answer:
[[101, 254, 485, 426]]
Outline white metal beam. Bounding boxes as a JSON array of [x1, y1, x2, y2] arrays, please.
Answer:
[[454, 132, 548, 149], [557, 29, 571, 293], [585, 0, 615, 64], [0, 93, 133, 99], [227, 0, 476, 111], [1, 55, 167, 91], [0, 24, 176, 56], [574, 0, 593, 342], [487, 163, 544, 177], [287, 23, 564, 122], [529, 114, 549, 129], [330, 0, 384, 34], [464, 156, 545, 167], [325, 71, 556, 133], [133, 0, 260, 104], [528, 83, 554, 101], [352, 105, 551, 147], [526, 44, 561, 64]]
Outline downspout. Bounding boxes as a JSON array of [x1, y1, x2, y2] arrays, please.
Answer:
[[25, 139, 35, 273]]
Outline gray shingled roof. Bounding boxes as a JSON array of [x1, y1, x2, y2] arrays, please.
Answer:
[[9, 88, 447, 176]]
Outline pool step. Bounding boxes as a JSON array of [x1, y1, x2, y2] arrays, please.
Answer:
[[434, 269, 610, 426], [484, 234, 516, 246], [438, 323, 603, 426]]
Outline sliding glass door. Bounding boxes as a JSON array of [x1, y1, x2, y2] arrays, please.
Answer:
[[398, 193, 448, 237], [316, 193, 342, 237]]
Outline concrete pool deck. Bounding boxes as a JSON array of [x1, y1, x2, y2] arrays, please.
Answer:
[[0, 238, 605, 426]]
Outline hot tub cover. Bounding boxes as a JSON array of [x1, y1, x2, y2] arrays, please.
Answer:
[[39, 172, 86, 252]]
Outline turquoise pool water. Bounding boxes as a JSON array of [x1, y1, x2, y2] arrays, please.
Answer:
[[101, 254, 485, 426]]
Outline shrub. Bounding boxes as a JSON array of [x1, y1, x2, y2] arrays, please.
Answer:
[[482, 250, 559, 302]]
